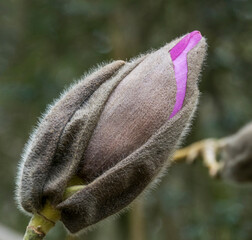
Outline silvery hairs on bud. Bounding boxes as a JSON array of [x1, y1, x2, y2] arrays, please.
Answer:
[[16, 31, 207, 233], [221, 122, 252, 183]]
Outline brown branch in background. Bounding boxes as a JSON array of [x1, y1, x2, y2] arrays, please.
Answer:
[[173, 122, 252, 182], [173, 138, 227, 177]]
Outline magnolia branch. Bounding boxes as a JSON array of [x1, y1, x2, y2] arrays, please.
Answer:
[[173, 138, 228, 177]]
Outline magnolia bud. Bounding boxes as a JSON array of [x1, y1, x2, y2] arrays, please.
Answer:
[[17, 31, 207, 233], [221, 122, 252, 183]]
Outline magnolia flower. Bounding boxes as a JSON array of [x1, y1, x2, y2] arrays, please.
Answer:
[[221, 122, 252, 182], [17, 31, 207, 233]]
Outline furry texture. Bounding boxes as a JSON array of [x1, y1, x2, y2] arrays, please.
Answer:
[[17, 60, 126, 212], [221, 122, 252, 183], [16, 31, 207, 233]]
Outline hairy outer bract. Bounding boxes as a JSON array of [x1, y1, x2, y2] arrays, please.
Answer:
[[16, 31, 207, 233], [221, 122, 252, 183]]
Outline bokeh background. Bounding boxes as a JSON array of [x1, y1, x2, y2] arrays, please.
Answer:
[[0, 0, 251, 239]]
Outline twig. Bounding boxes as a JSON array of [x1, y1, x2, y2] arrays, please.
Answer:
[[173, 138, 227, 177], [23, 185, 85, 240]]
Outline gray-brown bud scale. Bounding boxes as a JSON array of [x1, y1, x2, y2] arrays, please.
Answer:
[[221, 122, 252, 183], [16, 31, 207, 233]]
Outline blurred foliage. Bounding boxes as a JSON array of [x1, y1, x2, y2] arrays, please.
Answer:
[[0, 0, 251, 239]]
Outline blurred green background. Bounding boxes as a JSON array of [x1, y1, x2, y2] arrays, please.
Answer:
[[0, 0, 251, 239]]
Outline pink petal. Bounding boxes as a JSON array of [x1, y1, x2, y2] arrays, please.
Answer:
[[169, 30, 202, 119]]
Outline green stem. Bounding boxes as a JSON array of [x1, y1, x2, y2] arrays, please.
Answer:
[[23, 183, 85, 240], [23, 227, 45, 240]]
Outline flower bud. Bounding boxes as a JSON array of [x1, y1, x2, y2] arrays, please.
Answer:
[[221, 122, 252, 183], [17, 31, 207, 233]]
